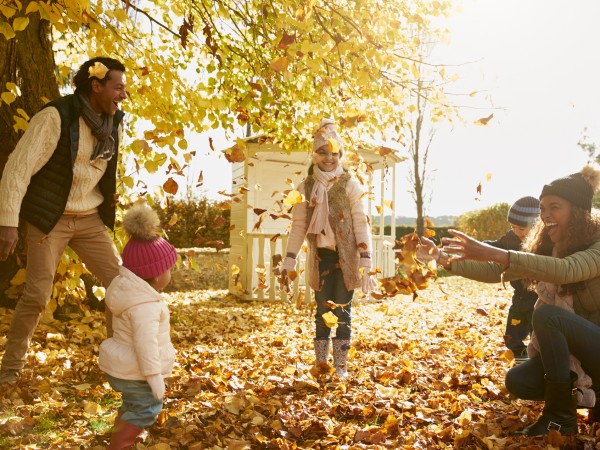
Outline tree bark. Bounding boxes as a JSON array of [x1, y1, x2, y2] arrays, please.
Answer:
[[0, 6, 59, 306]]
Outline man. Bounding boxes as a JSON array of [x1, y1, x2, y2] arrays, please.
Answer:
[[0, 57, 127, 384]]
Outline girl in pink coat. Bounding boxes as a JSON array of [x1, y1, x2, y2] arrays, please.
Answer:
[[99, 203, 177, 449]]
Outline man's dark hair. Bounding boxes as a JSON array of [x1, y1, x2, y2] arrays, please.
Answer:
[[73, 57, 126, 94]]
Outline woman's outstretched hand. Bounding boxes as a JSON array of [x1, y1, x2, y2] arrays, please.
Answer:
[[441, 229, 509, 267]]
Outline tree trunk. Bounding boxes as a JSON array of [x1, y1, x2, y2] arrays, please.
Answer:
[[0, 6, 59, 306]]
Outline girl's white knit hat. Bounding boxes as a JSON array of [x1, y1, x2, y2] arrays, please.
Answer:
[[312, 119, 344, 156]]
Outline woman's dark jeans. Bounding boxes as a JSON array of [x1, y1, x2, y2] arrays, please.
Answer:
[[505, 304, 600, 400], [314, 248, 354, 340]]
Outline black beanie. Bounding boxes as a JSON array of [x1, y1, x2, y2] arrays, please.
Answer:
[[540, 171, 594, 211], [507, 196, 540, 227]]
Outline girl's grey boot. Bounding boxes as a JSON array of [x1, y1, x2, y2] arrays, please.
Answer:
[[332, 339, 351, 378], [314, 339, 330, 366]]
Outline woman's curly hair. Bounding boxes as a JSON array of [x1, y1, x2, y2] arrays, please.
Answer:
[[522, 198, 600, 295]]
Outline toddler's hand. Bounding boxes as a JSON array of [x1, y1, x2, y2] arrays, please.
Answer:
[[147, 374, 165, 400]]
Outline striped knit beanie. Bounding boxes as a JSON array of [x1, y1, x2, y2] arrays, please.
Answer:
[[507, 196, 540, 227]]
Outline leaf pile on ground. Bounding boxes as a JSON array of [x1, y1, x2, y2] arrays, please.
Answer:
[[0, 277, 599, 449]]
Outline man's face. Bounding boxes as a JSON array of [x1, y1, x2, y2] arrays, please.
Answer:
[[89, 70, 127, 116]]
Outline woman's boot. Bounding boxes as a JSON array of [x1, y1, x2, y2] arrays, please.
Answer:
[[107, 417, 144, 450], [519, 373, 578, 436], [332, 339, 350, 378]]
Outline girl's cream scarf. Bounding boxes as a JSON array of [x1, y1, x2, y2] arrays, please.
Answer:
[[306, 165, 344, 235]]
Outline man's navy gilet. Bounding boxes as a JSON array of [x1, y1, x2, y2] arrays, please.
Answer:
[[19, 94, 124, 234]]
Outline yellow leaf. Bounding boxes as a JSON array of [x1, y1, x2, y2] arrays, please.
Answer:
[[10, 268, 26, 286], [168, 212, 179, 226], [25, 2, 39, 14], [283, 189, 303, 206], [340, 110, 366, 128], [410, 63, 420, 79], [121, 175, 133, 189], [0, 21, 16, 39], [83, 401, 103, 415], [269, 56, 289, 72], [114, 8, 127, 22], [486, 173, 492, 182], [12, 16, 29, 31], [1, 91, 16, 105], [322, 311, 338, 328], [408, 14, 425, 25], [6, 82, 19, 93], [88, 61, 109, 79], [383, 200, 393, 211], [12, 115, 28, 132], [0, 6, 16, 19], [93, 286, 105, 300], [231, 264, 240, 276], [511, 319, 521, 326], [457, 409, 472, 427], [327, 138, 340, 154], [16, 108, 29, 120]]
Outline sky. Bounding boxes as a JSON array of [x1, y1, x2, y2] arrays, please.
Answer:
[[166, 0, 600, 218]]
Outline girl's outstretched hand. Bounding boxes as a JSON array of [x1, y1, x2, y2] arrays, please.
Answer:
[[278, 256, 297, 291]]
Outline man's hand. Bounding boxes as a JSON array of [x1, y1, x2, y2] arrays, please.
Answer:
[[0, 226, 18, 261]]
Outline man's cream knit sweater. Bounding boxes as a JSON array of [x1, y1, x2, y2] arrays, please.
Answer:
[[0, 107, 109, 228]]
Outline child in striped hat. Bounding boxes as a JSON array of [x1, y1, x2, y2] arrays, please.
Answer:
[[488, 196, 540, 363]]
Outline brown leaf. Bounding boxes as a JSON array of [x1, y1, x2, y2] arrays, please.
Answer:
[[277, 32, 296, 49], [474, 113, 494, 126], [223, 144, 246, 163], [163, 177, 179, 195]]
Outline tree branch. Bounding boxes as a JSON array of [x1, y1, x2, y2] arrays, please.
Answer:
[[120, 0, 181, 39]]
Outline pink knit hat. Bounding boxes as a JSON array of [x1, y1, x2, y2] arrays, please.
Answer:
[[121, 204, 177, 279]]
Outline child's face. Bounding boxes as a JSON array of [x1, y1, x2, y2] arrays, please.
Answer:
[[313, 145, 340, 172], [510, 223, 532, 241], [150, 269, 172, 291]]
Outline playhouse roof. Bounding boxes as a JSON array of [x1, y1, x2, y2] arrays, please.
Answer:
[[242, 135, 406, 168]]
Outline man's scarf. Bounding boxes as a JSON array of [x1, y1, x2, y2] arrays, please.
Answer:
[[77, 92, 115, 163]]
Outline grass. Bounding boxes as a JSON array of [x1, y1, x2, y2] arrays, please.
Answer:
[[89, 417, 112, 434], [33, 411, 61, 434]]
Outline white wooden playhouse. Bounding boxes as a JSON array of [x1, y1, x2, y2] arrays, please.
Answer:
[[228, 137, 404, 301]]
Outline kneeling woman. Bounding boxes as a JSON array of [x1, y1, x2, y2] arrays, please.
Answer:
[[423, 166, 600, 436]]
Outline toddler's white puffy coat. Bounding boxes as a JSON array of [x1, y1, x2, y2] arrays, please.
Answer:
[[99, 266, 176, 380]]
